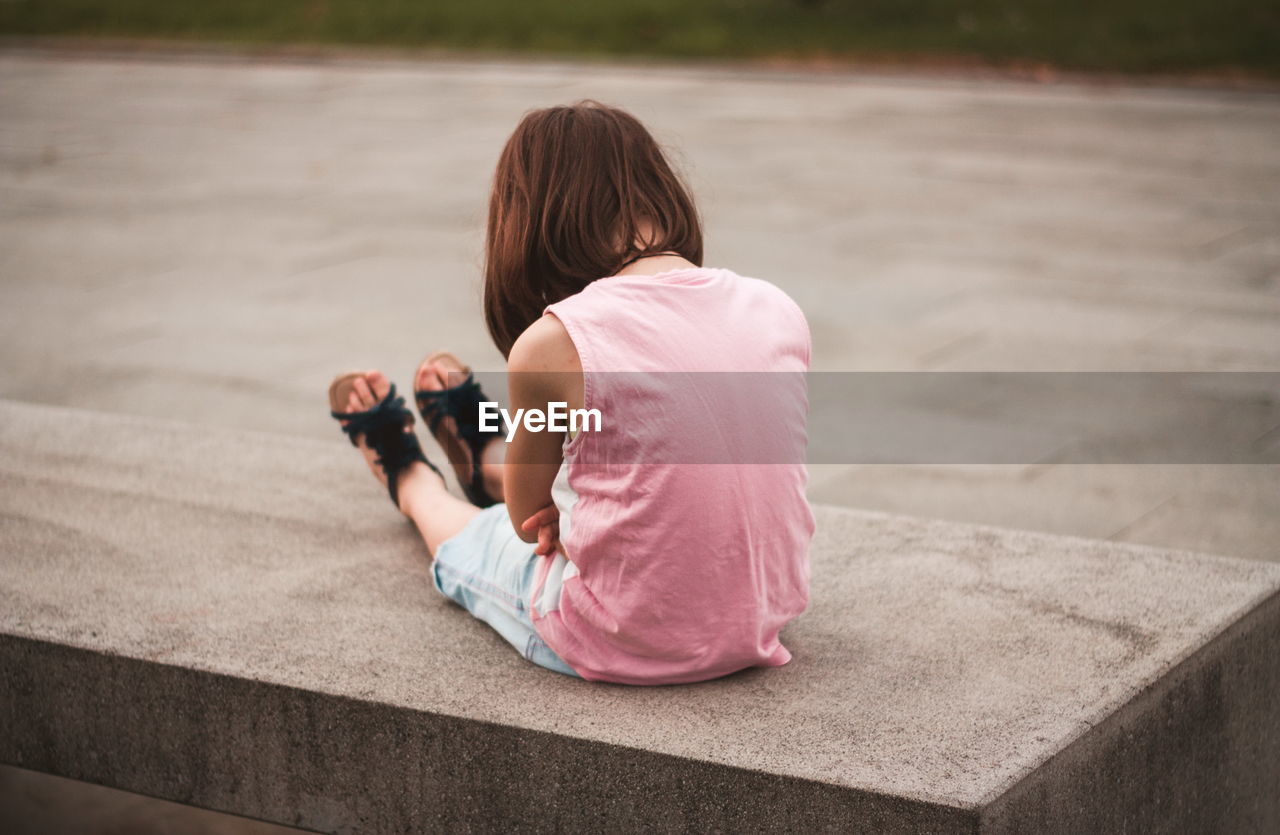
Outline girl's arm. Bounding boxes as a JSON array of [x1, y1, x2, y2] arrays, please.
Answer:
[[503, 313, 583, 543]]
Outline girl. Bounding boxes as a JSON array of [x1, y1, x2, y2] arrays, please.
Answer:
[[328, 100, 813, 685]]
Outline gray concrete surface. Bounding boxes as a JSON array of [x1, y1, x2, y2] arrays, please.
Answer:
[[1, 49, 1278, 562], [2, 398, 1278, 832]]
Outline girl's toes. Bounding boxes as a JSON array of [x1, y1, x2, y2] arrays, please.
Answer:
[[353, 374, 376, 408], [367, 370, 392, 400], [416, 361, 440, 393]]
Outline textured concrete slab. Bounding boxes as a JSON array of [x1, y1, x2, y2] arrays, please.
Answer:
[[2, 398, 1278, 832]]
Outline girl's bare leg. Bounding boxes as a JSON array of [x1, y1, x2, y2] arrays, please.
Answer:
[[398, 467, 482, 556]]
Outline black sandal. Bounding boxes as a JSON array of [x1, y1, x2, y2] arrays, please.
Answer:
[[328, 373, 443, 509], [413, 352, 499, 508]]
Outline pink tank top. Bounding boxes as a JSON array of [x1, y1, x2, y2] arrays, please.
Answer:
[[531, 266, 814, 685]]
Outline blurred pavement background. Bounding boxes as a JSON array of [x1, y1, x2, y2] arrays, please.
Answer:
[[2, 49, 1278, 563]]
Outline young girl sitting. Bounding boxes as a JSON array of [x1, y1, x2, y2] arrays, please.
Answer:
[[328, 100, 813, 685]]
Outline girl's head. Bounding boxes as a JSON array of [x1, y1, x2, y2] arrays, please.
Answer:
[[484, 100, 703, 357]]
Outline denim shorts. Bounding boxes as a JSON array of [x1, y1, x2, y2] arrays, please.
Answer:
[[431, 503, 580, 677]]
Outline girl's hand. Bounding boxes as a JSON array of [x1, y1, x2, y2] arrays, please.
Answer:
[[521, 503, 561, 556]]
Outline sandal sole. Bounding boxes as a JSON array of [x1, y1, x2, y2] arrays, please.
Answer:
[[327, 371, 367, 414]]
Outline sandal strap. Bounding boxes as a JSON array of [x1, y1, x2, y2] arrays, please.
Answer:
[[415, 373, 486, 442], [415, 373, 498, 508], [331, 383, 409, 442], [332, 383, 441, 508]]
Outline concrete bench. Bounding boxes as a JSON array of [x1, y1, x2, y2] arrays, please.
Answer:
[[1, 398, 1277, 833]]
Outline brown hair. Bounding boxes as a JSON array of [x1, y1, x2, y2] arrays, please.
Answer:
[[483, 100, 703, 357]]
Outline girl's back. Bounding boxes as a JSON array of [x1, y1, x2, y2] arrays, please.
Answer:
[[532, 265, 814, 684]]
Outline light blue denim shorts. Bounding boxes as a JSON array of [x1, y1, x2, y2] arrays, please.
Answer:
[[431, 503, 580, 677]]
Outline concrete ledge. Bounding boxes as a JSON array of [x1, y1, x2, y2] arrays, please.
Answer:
[[1, 398, 1278, 832]]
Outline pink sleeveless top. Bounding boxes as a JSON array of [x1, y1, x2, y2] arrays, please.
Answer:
[[531, 266, 814, 685]]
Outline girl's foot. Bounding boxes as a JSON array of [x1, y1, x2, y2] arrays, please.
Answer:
[[414, 355, 500, 502], [335, 369, 445, 515]]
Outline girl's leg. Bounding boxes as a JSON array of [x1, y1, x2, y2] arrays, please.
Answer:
[[397, 465, 481, 556], [427, 501, 580, 678]]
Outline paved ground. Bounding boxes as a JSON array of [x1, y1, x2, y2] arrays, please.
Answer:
[[1, 48, 1278, 567]]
